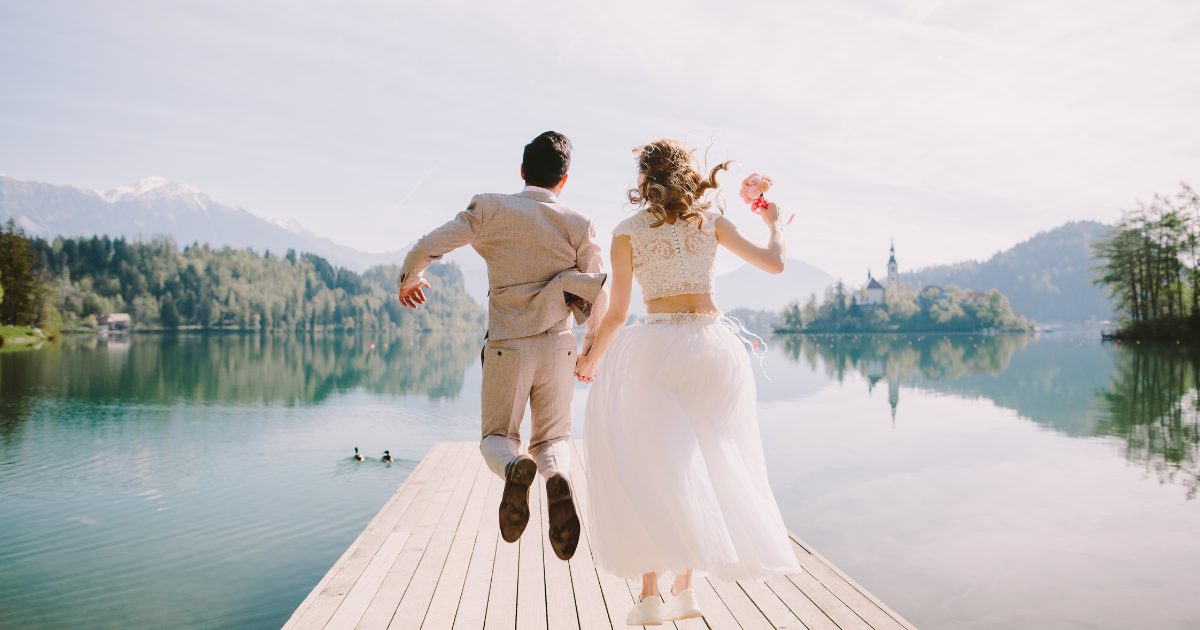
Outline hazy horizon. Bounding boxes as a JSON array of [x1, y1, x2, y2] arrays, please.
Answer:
[[2, 1, 1197, 280]]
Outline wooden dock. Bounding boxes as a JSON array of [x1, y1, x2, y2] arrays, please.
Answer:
[[284, 442, 917, 629]]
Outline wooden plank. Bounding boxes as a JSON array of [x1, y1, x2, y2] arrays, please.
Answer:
[[789, 537, 914, 630], [484, 506, 520, 630], [766, 575, 839, 630], [516, 478, 549, 630], [561, 452, 611, 630], [353, 443, 475, 628], [287, 442, 919, 630], [708, 578, 773, 630], [786, 569, 870, 630], [790, 547, 903, 630], [421, 458, 495, 629], [286, 444, 448, 629], [285, 443, 453, 630], [321, 530, 412, 629], [690, 576, 741, 630], [377, 444, 485, 628], [451, 473, 502, 630], [564, 441, 614, 628], [542, 471, 582, 630], [740, 579, 804, 629]]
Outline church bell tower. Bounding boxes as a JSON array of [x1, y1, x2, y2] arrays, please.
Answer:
[[887, 239, 898, 288]]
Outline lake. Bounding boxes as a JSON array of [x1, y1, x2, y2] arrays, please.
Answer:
[[1, 331, 1198, 629]]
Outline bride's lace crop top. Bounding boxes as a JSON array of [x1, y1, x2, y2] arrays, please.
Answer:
[[614, 210, 719, 302]]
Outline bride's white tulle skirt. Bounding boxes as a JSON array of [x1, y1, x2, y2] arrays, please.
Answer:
[[583, 314, 801, 581]]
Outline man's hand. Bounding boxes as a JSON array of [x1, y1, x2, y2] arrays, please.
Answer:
[[398, 274, 432, 308]]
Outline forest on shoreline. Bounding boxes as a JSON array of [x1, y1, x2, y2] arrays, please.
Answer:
[[0, 222, 485, 335], [1093, 182, 1200, 341]]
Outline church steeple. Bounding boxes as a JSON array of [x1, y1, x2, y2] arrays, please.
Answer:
[[886, 239, 898, 287]]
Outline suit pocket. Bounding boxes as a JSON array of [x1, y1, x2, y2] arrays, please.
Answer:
[[551, 330, 577, 353], [483, 344, 518, 364]]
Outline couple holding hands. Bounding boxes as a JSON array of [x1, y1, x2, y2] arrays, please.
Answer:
[[398, 131, 797, 625]]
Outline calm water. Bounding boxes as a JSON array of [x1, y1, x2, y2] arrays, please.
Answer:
[[1, 331, 1198, 629]]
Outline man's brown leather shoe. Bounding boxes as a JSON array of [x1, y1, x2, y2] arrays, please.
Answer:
[[545, 474, 580, 560], [499, 455, 537, 543]]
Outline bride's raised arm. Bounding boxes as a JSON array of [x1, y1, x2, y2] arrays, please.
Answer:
[[714, 202, 787, 274], [574, 234, 634, 382]]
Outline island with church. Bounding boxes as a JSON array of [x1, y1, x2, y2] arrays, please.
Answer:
[[776, 241, 1035, 333]]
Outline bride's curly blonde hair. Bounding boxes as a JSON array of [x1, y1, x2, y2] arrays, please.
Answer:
[[629, 139, 732, 228]]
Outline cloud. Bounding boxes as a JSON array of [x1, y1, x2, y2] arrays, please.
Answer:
[[1, 0, 1197, 278]]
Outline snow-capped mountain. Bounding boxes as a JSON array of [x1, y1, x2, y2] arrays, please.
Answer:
[[0, 175, 407, 272]]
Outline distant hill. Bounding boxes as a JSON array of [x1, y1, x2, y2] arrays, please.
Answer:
[[0, 175, 407, 272], [714, 258, 837, 311], [902, 220, 1114, 324]]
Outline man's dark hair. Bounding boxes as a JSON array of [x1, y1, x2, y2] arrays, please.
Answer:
[[522, 131, 572, 188]]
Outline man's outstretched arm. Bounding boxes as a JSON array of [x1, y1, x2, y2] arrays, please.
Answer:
[[398, 196, 483, 308]]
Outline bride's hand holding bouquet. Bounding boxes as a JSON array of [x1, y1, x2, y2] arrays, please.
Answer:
[[739, 172, 793, 230]]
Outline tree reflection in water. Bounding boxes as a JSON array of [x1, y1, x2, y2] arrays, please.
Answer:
[[780, 332, 1200, 498], [0, 331, 481, 439], [780, 333, 1033, 423], [1097, 344, 1200, 499]]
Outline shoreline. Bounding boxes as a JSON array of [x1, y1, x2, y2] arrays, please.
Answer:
[[59, 326, 486, 335], [0, 325, 47, 351], [772, 329, 1039, 336]]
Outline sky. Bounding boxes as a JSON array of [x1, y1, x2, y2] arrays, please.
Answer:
[[2, 0, 1198, 280]]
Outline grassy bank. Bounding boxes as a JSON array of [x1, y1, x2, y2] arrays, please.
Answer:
[[0, 325, 45, 351]]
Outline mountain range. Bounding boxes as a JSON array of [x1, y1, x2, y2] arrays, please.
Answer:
[[0, 175, 406, 271], [902, 220, 1114, 324], [1, 175, 1116, 321]]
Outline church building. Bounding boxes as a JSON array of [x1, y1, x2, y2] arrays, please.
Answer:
[[864, 272, 885, 306], [861, 241, 899, 306]]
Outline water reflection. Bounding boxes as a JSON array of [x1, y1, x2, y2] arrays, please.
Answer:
[[0, 332, 480, 437], [779, 332, 1200, 498], [1097, 345, 1200, 499], [780, 333, 1036, 423]]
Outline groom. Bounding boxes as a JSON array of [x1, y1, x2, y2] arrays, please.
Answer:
[[397, 131, 607, 561]]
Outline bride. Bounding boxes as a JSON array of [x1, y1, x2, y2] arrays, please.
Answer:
[[574, 139, 801, 625]]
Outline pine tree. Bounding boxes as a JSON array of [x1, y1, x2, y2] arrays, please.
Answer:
[[160, 293, 180, 329], [0, 220, 42, 325]]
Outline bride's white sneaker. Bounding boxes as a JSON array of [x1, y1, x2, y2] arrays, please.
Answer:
[[663, 587, 703, 621], [625, 595, 664, 626]]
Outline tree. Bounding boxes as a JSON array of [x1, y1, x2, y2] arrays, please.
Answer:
[[795, 280, 1029, 332], [779, 301, 803, 330], [0, 220, 42, 325], [160, 293, 180, 329], [802, 293, 819, 327], [26, 234, 486, 332], [1093, 182, 1200, 339]]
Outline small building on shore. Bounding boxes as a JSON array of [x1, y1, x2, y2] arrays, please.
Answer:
[[98, 313, 131, 332]]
